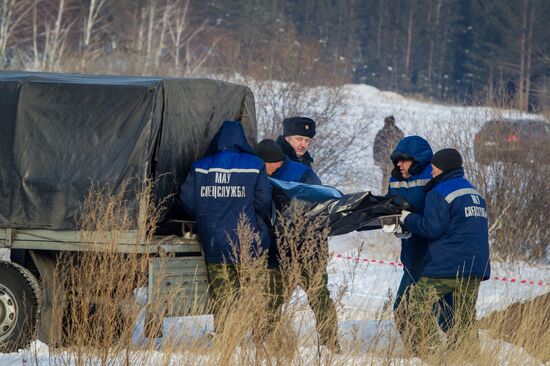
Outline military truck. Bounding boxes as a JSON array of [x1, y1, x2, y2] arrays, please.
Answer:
[[0, 71, 257, 352]]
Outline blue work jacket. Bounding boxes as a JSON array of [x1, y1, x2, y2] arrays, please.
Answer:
[[180, 121, 272, 264], [271, 157, 322, 185], [387, 136, 433, 278], [403, 168, 491, 279]]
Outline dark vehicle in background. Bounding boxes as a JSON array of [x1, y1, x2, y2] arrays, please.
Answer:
[[474, 119, 550, 165]]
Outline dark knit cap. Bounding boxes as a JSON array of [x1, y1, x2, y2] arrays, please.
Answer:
[[256, 139, 284, 163], [431, 148, 463, 171], [282, 116, 316, 138]]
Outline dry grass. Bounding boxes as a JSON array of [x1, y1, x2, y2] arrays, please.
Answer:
[[31, 185, 345, 365], [24, 180, 549, 365], [45, 183, 157, 365], [16, 107, 547, 365], [479, 292, 550, 363]]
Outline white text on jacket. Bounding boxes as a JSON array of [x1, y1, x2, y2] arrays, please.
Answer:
[[200, 185, 246, 198], [464, 206, 487, 218]]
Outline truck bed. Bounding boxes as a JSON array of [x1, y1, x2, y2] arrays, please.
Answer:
[[0, 228, 201, 254]]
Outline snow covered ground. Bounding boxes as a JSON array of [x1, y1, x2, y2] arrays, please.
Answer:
[[3, 246, 548, 365], [1, 83, 548, 365]]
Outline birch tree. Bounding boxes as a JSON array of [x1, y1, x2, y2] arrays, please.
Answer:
[[166, 0, 216, 75], [0, 0, 32, 66], [144, 0, 156, 72], [31, 0, 73, 71], [81, 0, 109, 68]]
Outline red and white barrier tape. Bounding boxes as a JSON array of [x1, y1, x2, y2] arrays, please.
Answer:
[[329, 252, 550, 287]]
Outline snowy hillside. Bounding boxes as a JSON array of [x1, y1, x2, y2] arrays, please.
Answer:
[[1, 83, 548, 365], [312, 84, 539, 192]]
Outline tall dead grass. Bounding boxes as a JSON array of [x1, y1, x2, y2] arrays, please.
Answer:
[[36, 184, 349, 365], [45, 183, 157, 365], [31, 178, 549, 365]]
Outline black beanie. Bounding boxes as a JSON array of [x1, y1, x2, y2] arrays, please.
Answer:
[[282, 116, 316, 138], [256, 139, 284, 163], [431, 148, 463, 171]]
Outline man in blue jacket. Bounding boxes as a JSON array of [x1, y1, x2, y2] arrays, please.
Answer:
[[180, 120, 272, 332], [400, 148, 490, 355], [276, 117, 316, 168], [255, 138, 340, 352], [385, 136, 454, 334], [256, 139, 321, 185]]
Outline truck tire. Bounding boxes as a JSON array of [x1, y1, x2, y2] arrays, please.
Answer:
[[0, 260, 41, 353]]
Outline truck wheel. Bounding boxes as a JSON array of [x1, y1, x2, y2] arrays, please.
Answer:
[[0, 261, 41, 353]]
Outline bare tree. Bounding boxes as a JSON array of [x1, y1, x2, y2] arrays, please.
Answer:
[[167, 0, 190, 69], [0, 0, 32, 67], [31, 0, 74, 71], [144, 0, 157, 72], [375, 0, 385, 58], [153, 1, 170, 69], [164, 0, 217, 75], [404, 0, 416, 79], [80, 0, 109, 69], [235, 32, 368, 187], [517, 0, 528, 110], [523, 2, 535, 111]]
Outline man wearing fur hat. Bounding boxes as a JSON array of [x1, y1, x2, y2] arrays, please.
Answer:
[[276, 116, 317, 169], [399, 148, 490, 355]]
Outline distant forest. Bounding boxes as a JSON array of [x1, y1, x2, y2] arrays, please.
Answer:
[[1, 0, 549, 110]]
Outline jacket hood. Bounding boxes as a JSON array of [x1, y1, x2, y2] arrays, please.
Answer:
[[206, 120, 256, 156], [390, 136, 433, 168]]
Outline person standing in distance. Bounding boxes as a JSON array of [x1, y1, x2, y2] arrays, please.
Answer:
[[373, 116, 404, 194], [276, 117, 316, 169]]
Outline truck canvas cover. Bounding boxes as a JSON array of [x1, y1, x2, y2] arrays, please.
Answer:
[[0, 71, 256, 230]]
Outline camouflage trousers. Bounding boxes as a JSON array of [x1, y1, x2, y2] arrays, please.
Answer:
[[397, 276, 482, 356], [206, 263, 272, 338], [266, 266, 340, 350], [206, 263, 241, 332]]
